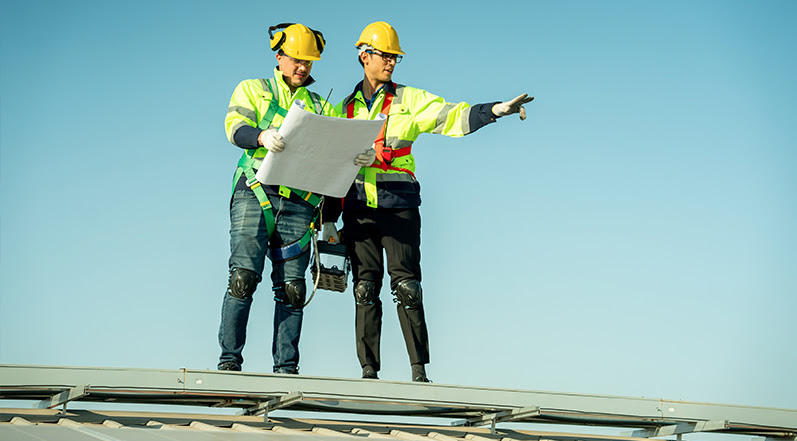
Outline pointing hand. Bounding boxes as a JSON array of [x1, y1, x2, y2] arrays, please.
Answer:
[[492, 93, 534, 120]]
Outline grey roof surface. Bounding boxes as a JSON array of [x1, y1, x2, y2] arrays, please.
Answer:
[[2, 364, 796, 441]]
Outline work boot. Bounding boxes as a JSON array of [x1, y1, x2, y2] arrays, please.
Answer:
[[362, 365, 378, 379], [411, 363, 430, 383], [218, 361, 241, 371]]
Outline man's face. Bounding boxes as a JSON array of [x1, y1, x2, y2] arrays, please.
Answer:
[[276, 53, 313, 89], [362, 50, 398, 83]]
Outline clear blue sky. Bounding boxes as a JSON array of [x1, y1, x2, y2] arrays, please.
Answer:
[[2, 0, 795, 420]]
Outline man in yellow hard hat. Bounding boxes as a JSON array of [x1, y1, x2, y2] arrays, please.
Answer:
[[322, 21, 533, 382], [218, 23, 374, 374]]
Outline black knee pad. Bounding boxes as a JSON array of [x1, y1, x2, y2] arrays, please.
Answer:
[[227, 268, 261, 299], [394, 279, 422, 309], [283, 280, 306, 309], [353, 280, 377, 306]]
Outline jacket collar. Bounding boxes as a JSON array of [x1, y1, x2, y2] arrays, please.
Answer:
[[346, 80, 396, 105]]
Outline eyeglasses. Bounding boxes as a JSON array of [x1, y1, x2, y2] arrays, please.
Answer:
[[365, 50, 402, 64], [285, 55, 313, 67]]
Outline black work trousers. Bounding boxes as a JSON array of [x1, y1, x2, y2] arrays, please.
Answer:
[[342, 207, 429, 371]]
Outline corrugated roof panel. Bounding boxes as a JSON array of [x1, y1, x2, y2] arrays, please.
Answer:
[[273, 425, 317, 435], [3, 424, 104, 441], [10, 416, 34, 426], [190, 421, 229, 432], [428, 431, 464, 441], [464, 434, 497, 441], [312, 427, 357, 437], [390, 429, 433, 441], [351, 428, 395, 438], [0, 422, 359, 441]]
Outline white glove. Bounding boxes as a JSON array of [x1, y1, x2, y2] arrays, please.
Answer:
[[259, 129, 285, 152], [321, 222, 339, 243], [492, 93, 534, 120], [354, 147, 376, 167]]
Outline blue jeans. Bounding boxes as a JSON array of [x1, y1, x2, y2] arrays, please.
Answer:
[[218, 187, 315, 373]]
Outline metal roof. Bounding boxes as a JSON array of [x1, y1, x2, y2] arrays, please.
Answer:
[[1, 364, 795, 441], [1, 408, 665, 441]]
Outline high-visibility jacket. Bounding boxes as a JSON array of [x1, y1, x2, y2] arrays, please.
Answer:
[[334, 81, 497, 209], [224, 68, 335, 253], [225, 67, 336, 196]]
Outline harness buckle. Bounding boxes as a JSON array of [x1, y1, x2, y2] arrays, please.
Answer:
[[245, 175, 260, 188], [381, 147, 394, 164]]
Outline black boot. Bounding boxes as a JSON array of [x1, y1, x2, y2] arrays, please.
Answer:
[[218, 361, 241, 371], [411, 363, 430, 382], [362, 364, 378, 379]]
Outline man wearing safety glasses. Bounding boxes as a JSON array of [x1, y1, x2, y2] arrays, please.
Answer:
[[322, 21, 533, 383], [218, 23, 373, 374]]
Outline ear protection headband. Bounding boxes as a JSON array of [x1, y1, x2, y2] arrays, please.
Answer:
[[268, 23, 326, 54]]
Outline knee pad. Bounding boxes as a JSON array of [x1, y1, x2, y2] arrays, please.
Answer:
[[227, 268, 261, 299], [282, 280, 306, 309], [394, 280, 422, 309], [353, 280, 378, 306]]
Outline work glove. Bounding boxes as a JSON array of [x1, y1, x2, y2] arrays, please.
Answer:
[[354, 147, 376, 167], [321, 222, 339, 243], [259, 129, 285, 152], [492, 93, 534, 120]]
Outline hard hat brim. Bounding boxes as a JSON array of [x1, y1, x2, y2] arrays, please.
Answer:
[[292, 54, 321, 61], [355, 40, 405, 55]]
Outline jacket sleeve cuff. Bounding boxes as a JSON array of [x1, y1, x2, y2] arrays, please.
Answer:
[[233, 125, 262, 149], [469, 102, 500, 133]]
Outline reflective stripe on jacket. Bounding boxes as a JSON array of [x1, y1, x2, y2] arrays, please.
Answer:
[[335, 81, 497, 209]]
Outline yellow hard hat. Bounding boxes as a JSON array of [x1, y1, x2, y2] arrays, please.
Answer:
[[269, 23, 325, 61], [355, 21, 404, 55]]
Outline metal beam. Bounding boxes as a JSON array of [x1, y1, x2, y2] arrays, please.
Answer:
[[243, 391, 304, 418], [765, 437, 797, 441], [35, 384, 89, 410], [454, 406, 542, 428], [627, 420, 729, 437]]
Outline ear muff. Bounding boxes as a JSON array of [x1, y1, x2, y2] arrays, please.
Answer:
[[310, 28, 326, 54], [270, 31, 285, 51], [268, 23, 294, 52]]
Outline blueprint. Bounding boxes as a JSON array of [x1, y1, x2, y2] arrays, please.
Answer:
[[255, 100, 386, 197]]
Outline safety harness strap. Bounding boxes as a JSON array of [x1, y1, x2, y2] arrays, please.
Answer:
[[242, 167, 320, 262], [231, 78, 320, 261], [268, 225, 315, 262], [258, 78, 289, 129], [242, 167, 276, 239], [309, 91, 323, 116]]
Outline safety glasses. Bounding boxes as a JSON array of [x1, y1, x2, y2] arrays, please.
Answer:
[[365, 50, 402, 64]]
